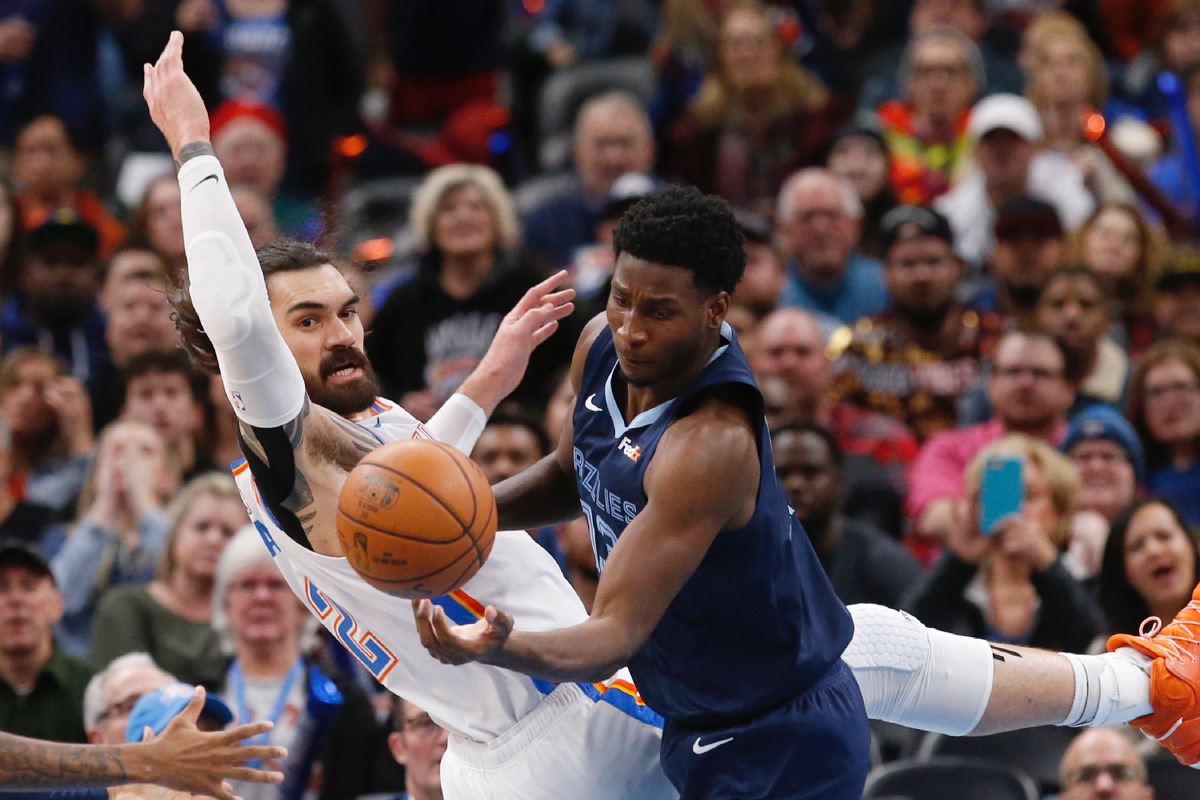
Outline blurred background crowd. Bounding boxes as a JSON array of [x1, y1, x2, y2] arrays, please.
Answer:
[[4, 0, 1200, 798]]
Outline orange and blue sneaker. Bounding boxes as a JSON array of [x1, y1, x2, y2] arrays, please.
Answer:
[[1108, 586, 1200, 767]]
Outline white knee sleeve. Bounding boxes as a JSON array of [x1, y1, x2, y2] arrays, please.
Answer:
[[179, 156, 305, 429], [845, 604, 994, 736]]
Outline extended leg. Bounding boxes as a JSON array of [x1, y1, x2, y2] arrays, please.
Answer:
[[845, 604, 1152, 736]]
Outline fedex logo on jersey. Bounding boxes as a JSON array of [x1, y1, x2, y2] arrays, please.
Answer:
[[618, 436, 642, 462]]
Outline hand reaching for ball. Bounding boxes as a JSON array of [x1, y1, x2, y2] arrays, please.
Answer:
[[412, 599, 514, 665]]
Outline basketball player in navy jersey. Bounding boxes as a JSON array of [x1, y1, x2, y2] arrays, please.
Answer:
[[415, 188, 872, 799]]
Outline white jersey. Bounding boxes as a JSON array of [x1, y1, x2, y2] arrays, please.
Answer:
[[232, 397, 663, 744]]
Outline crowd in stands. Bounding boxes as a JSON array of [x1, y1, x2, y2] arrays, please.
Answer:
[[5, 0, 1200, 798]]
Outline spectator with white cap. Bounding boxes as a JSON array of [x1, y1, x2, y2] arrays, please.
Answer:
[[935, 93, 1096, 273]]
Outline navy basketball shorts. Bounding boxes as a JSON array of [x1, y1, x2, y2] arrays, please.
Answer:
[[659, 660, 871, 800]]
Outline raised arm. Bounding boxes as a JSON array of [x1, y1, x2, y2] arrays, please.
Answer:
[[143, 32, 378, 555], [425, 271, 576, 455], [416, 393, 760, 683]]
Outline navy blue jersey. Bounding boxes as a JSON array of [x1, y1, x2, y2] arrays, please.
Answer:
[[571, 322, 855, 727]]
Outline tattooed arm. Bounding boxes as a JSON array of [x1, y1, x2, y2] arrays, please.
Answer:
[[0, 688, 284, 800], [236, 395, 384, 556]]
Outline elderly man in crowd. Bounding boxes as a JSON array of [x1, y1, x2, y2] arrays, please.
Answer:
[[83, 652, 174, 745], [522, 91, 656, 270], [775, 168, 889, 325]]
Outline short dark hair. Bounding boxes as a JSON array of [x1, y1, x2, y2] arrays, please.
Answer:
[[1042, 265, 1106, 298], [484, 404, 551, 456], [769, 420, 843, 466], [121, 349, 208, 403], [169, 239, 334, 374], [612, 186, 746, 294]]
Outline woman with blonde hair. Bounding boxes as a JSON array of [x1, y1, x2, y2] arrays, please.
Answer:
[[665, 0, 845, 215], [902, 435, 1104, 653], [87, 472, 248, 681], [1021, 12, 1134, 205], [367, 163, 578, 419]]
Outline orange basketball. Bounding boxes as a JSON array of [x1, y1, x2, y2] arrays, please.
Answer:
[[336, 439, 497, 599]]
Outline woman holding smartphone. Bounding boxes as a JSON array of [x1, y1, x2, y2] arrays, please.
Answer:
[[901, 434, 1105, 653]]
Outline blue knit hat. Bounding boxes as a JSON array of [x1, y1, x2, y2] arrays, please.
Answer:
[[1061, 405, 1146, 483]]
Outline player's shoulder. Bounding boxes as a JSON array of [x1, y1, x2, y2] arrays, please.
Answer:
[[662, 386, 758, 461]]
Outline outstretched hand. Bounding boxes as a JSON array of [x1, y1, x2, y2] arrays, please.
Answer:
[[413, 599, 514, 666], [142, 30, 210, 159], [459, 270, 575, 414], [140, 687, 286, 800]]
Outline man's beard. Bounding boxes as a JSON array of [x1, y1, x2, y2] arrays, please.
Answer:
[[306, 346, 382, 416]]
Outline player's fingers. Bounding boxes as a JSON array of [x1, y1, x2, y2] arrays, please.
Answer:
[[413, 600, 441, 650], [224, 766, 285, 784], [529, 320, 561, 348], [513, 270, 568, 313], [175, 686, 205, 725], [220, 720, 275, 745], [167, 30, 184, 64], [540, 288, 575, 308], [233, 744, 287, 764]]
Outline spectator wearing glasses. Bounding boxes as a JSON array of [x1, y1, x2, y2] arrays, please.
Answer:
[[876, 27, 982, 206], [775, 168, 888, 326], [1127, 339, 1200, 526], [909, 328, 1074, 555], [82, 652, 173, 745], [211, 525, 377, 800], [1058, 728, 1151, 800], [358, 696, 449, 800]]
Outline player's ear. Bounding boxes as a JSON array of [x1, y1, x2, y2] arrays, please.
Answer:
[[706, 292, 730, 330]]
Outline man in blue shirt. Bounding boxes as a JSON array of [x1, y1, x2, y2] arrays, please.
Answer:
[[774, 168, 888, 325]]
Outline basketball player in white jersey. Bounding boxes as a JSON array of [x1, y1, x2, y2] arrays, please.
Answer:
[[145, 31, 1200, 800]]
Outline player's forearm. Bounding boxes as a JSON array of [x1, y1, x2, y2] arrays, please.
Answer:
[[494, 453, 581, 530], [0, 733, 155, 789], [487, 619, 632, 684], [425, 394, 488, 455], [177, 153, 306, 429]]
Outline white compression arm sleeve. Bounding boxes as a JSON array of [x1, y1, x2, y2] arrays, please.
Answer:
[[177, 155, 306, 428], [425, 394, 488, 455]]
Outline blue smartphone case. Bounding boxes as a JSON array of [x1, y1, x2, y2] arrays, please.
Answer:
[[979, 455, 1024, 535]]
